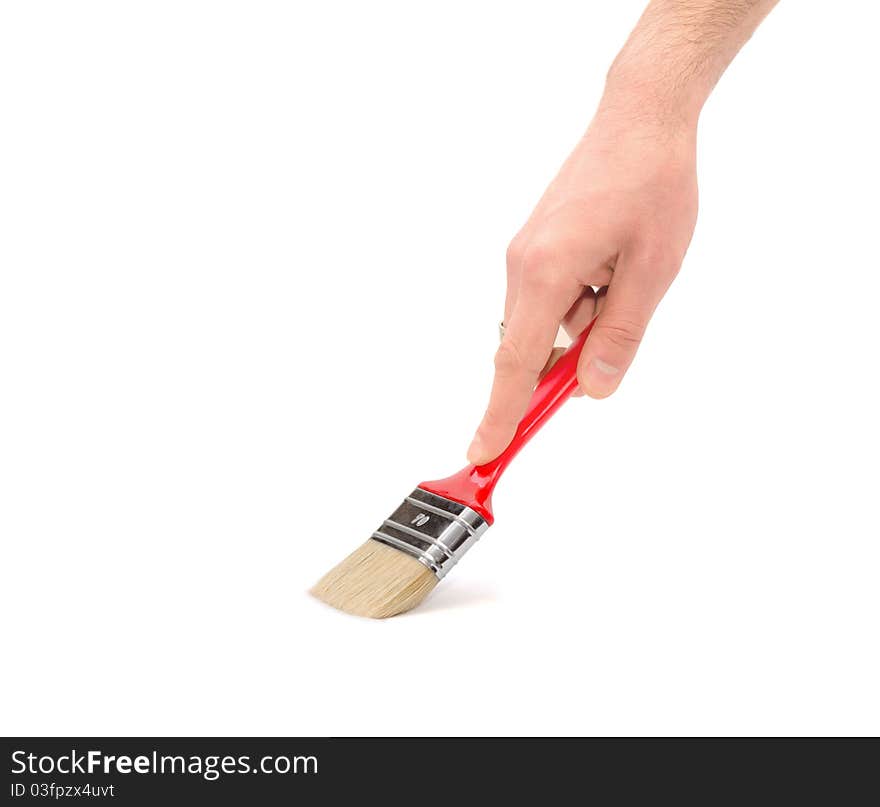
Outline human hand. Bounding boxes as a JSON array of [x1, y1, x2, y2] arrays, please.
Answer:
[[467, 103, 699, 465]]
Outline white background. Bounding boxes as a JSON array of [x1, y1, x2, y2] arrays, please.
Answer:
[[1, 1, 878, 736]]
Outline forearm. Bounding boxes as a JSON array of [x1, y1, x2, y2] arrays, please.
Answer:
[[601, 0, 779, 128]]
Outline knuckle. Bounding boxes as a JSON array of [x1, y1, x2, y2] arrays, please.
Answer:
[[493, 339, 526, 377], [520, 241, 559, 276], [597, 316, 646, 351], [495, 334, 546, 376], [506, 235, 527, 272], [520, 244, 568, 294], [634, 240, 681, 276]]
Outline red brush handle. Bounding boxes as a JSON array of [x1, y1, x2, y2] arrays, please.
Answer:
[[420, 318, 596, 523]]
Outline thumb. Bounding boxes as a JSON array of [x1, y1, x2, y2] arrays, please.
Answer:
[[577, 264, 663, 399]]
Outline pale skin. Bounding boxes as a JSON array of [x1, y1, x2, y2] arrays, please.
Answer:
[[467, 0, 780, 465]]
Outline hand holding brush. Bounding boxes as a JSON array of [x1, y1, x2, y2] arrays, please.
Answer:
[[314, 0, 782, 617]]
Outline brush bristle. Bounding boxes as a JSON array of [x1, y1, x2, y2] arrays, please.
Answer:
[[311, 540, 438, 618]]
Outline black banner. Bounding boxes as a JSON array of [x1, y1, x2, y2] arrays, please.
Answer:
[[2, 738, 877, 803]]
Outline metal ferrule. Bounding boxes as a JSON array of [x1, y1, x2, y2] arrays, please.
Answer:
[[370, 488, 489, 580]]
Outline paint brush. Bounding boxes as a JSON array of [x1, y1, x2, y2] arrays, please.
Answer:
[[311, 319, 596, 618]]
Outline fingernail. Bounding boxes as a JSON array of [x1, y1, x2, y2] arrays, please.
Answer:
[[467, 435, 486, 465], [582, 357, 621, 398]]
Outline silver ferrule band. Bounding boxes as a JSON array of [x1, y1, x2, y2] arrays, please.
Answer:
[[370, 487, 490, 580]]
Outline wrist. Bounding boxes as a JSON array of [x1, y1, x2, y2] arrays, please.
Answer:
[[597, 57, 711, 133], [598, 69, 704, 137]]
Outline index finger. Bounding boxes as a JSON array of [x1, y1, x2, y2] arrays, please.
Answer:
[[467, 275, 580, 465]]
